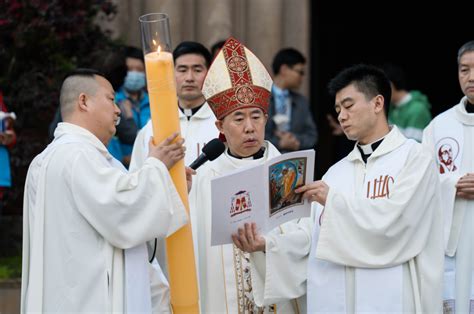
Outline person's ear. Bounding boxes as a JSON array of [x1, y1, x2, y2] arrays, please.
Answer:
[[215, 120, 224, 133], [373, 95, 385, 114], [78, 93, 89, 112]]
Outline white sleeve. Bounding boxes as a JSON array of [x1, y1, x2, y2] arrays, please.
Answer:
[[249, 211, 314, 306], [129, 125, 149, 171], [422, 123, 461, 254], [71, 152, 188, 249], [316, 145, 440, 268]]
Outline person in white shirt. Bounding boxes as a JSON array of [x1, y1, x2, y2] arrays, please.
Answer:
[[21, 69, 189, 313], [422, 40, 474, 314], [234, 64, 444, 313]]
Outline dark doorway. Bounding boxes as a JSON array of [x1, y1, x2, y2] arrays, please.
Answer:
[[310, 1, 474, 177]]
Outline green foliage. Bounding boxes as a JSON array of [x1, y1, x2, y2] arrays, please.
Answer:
[[0, 0, 119, 215], [0, 255, 21, 279]]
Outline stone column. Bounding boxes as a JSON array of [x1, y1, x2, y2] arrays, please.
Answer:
[[196, 0, 233, 48], [246, 0, 284, 74]]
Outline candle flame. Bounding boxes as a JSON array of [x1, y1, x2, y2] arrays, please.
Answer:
[[157, 45, 161, 54]]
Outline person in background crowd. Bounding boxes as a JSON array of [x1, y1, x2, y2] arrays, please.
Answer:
[[265, 48, 317, 152], [383, 63, 432, 142], [0, 90, 16, 212]]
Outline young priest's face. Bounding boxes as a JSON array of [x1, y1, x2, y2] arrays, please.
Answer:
[[216, 107, 268, 158]]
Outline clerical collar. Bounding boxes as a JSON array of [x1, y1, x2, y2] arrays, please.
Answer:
[[228, 147, 266, 160], [357, 137, 385, 163], [466, 101, 474, 114], [179, 102, 205, 120]]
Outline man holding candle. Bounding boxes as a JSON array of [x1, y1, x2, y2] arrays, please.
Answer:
[[21, 69, 190, 313], [188, 37, 304, 313]]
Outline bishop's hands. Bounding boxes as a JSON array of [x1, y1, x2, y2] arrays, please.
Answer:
[[232, 222, 266, 253], [295, 180, 329, 206], [148, 132, 186, 170], [456, 173, 474, 200]]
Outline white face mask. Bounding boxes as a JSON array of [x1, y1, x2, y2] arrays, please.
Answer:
[[123, 71, 146, 92]]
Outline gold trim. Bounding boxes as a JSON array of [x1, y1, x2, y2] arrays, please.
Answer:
[[293, 298, 300, 314]]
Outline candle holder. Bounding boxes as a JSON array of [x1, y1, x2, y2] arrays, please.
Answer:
[[139, 13, 172, 55], [139, 13, 200, 314]]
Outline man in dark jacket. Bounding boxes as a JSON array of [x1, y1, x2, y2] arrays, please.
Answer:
[[265, 48, 317, 152]]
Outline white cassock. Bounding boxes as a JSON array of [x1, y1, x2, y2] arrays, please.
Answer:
[[422, 97, 474, 313], [247, 207, 313, 313], [248, 127, 443, 313], [307, 126, 443, 313], [189, 141, 302, 313], [129, 103, 217, 281], [130, 103, 218, 169], [21, 122, 188, 313]]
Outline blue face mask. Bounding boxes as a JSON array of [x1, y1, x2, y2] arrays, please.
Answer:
[[124, 71, 146, 92]]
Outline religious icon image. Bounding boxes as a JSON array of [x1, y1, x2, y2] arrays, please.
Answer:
[[435, 137, 459, 174], [268, 157, 307, 216]]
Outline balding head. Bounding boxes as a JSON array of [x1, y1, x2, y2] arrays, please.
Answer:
[[58, 68, 120, 145], [59, 69, 104, 119]]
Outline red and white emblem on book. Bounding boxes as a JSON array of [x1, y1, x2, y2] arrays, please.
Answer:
[[230, 190, 253, 217]]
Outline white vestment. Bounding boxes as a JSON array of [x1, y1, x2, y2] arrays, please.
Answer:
[[189, 141, 302, 313], [129, 103, 217, 282], [307, 126, 443, 313], [423, 97, 474, 313], [130, 103, 218, 169], [21, 123, 188, 313]]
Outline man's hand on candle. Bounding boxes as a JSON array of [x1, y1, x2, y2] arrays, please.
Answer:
[[185, 167, 196, 193], [232, 222, 266, 253], [148, 132, 186, 169]]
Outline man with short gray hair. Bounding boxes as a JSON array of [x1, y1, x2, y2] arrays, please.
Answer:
[[423, 40, 474, 313]]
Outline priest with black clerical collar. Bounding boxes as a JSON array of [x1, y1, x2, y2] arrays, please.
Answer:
[[188, 37, 305, 313]]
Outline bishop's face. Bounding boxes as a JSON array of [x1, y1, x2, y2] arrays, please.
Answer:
[[216, 107, 268, 157]]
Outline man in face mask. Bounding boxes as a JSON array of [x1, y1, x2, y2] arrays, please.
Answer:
[[107, 46, 150, 167]]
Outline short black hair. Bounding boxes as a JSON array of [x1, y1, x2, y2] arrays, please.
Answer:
[[272, 48, 306, 75], [173, 41, 212, 68], [328, 64, 391, 116], [381, 63, 407, 90], [125, 46, 144, 62]]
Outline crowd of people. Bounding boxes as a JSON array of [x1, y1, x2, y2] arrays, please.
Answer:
[[14, 37, 474, 313]]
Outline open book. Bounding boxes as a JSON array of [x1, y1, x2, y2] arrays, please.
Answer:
[[211, 149, 315, 246]]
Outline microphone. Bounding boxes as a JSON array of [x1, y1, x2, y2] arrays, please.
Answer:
[[189, 138, 225, 170]]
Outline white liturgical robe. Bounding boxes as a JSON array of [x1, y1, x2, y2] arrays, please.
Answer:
[[129, 103, 217, 281], [250, 127, 444, 313], [21, 123, 188, 313], [130, 103, 218, 169], [423, 97, 474, 313], [189, 141, 302, 313]]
